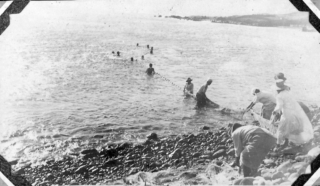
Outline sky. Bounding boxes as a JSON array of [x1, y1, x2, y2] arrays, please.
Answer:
[[10, 0, 300, 21]]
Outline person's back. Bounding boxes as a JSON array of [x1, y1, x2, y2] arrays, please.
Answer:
[[254, 91, 276, 106]]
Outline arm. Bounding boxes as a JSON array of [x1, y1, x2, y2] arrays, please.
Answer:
[[190, 84, 194, 94], [245, 102, 255, 111], [232, 130, 243, 158], [273, 94, 284, 115], [231, 130, 243, 167]]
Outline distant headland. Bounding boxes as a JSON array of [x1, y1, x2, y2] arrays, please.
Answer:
[[157, 12, 316, 31]]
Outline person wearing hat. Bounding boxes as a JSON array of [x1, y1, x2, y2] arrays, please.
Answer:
[[272, 75, 314, 153], [183, 78, 194, 98], [196, 79, 216, 108], [245, 88, 277, 120], [146, 63, 155, 76], [229, 123, 276, 177], [273, 72, 312, 121]]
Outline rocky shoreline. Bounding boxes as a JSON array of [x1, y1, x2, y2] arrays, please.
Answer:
[[10, 106, 320, 186]]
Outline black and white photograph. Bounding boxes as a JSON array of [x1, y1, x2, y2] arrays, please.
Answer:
[[0, 0, 320, 185]]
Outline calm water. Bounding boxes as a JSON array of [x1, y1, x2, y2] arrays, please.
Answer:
[[0, 14, 319, 165]]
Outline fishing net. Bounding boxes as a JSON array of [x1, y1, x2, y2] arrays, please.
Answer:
[[250, 110, 278, 135]]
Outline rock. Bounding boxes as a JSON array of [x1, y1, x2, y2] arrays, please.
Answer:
[[117, 142, 132, 151], [38, 181, 52, 186], [261, 169, 274, 180], [147, 133, 158, 140], [280, 181, 292, 185], [100, 148, 118, 158], [81, 149, 99, 155], [305, 165, 311, 174], [75, 165, 87, 174], [102, 159, 119, 168], [93, 135, 104, 138], [227, 149, 235, 156], [82, 153, 98, 159], [9, 159, 19, 166], [233, 177, 255, 185], [201, 126, 210, 130], [192, 152, 201, 158], [45, 173, 54, 181], [277, 160, 293, 173], [263, 159, 274, 165], [210, 149, 226, 159], [314, 125, 320, 132], [271, 171, 284, 180], [308, 146, 320, 158], [169, 148, 182, 159], [178, 171, 197, 179], [69, 180, 78, 185], [128, 167, 139, 175], [253, 177, 267, 186], [288, 172, 299, 182], [14, 168, 25, 175], [205, 163, 222, 175], [272, 178, 283, 185]]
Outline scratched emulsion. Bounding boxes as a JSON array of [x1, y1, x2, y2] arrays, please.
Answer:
[[0, 14, 319, 167]]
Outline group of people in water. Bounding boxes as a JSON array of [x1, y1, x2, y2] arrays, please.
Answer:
[[182, 72, 314, 177]]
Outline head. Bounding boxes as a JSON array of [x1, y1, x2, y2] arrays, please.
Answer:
[[149, 63, 153, 67], [228, 123, 244, 137], [251, 88, 260, 96], [274, 72, 287, 83], [186, 78, 192, 84], [207, 79, 213, 85]]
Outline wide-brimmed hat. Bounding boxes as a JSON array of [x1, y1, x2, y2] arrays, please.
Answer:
[[186, 78, 192, 82], [274, 72, 287, 83]]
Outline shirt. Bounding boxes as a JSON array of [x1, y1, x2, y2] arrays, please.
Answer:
[[184, 83, 194, 94], [232, 125, 275, 157], [252, 91, 276, 107]]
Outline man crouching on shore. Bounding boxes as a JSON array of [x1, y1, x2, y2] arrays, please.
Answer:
[[229, 123, 276, 177]]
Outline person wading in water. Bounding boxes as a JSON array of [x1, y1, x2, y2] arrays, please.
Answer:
[[146, 63, 155, 76], [183, 78, 194, 98], [196, 79, 218, 109]]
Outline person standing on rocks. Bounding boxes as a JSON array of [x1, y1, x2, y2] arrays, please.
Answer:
[[146, 63, 155, 76], [271, 75, 314, 154], [245, 88, 276, 120], [229, 123, 277, 177], [183, 78, 194, 98]]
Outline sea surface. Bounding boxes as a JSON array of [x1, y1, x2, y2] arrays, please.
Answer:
[[0, 14, 320, 166]]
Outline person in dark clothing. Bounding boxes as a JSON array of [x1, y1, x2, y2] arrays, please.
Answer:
[[196, 79, 215, 108], [229, 123, 276, 177], [146, 63, 155, 76]]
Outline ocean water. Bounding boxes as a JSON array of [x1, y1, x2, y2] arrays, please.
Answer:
[[0, 14, 320, 164]]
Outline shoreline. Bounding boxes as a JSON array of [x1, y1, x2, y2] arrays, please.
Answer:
[[10, 105, 320, 185]]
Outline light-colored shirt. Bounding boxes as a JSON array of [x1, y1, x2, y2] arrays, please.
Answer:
[[197, 84, 208, 94], [252, 91, 276, 107], [184, 83, 194, 94]]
